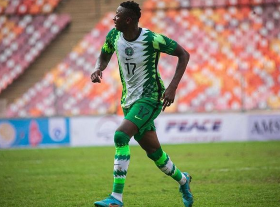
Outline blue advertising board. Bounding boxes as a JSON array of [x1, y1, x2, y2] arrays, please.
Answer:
[[0, 117, 70, 148]]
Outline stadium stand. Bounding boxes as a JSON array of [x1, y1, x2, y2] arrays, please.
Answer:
[[143, 0, 280, 9], [0, 14, 71, 93], [5, 13, 120, 117], [2, 0, 280, 117], [0, 0, 62, 15]]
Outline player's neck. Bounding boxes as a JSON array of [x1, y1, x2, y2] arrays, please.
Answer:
[[122, 26, 141, 42]]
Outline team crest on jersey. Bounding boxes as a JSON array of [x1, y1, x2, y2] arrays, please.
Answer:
[[125, 47, 134, 56]]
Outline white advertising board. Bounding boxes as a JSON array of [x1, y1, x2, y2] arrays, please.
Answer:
[[70, 115, 139, 146], [155, 113, 247, 144], [248, 114, 280, 140], [70, 113, 248, 147]]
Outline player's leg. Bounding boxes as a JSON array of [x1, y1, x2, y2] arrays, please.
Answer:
[[112, 120, 138, 201], [137, 130, 187, 184], [137, 130, 194, 207], [98, 98, 159, 206], [94, 119, 138, 207]]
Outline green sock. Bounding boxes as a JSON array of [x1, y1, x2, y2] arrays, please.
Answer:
[[112, 131, 130, 194], [148, 147, 186, 185]]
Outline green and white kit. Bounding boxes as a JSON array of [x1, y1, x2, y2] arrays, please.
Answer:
[[102, 28, 178, 138], [95, 27, 193, 207]]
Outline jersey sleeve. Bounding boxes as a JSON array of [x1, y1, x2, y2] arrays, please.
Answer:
[[101, 28, 117, 54], [152, 33, 178, 55]]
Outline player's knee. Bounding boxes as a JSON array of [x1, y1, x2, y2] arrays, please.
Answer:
[[147, 147, 163, 161], [114, 131, 130, 147]]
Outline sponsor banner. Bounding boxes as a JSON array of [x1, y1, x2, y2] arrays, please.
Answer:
[[0, 117, 70, 148], [70, 113, 247, 146], [248, 115, 280, 140], [155, 113, 247, 144], [70, 115, 138, 146]]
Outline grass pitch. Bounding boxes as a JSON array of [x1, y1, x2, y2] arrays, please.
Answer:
[[0, 141, 280, 207]]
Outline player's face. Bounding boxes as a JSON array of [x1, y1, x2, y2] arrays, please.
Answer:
[[113, 6, 128, 32]]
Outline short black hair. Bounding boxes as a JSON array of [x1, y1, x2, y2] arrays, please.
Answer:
[[120, 1, 141, 19]]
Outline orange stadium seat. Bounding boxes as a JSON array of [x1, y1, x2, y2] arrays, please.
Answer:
[[4, 0, 280, 117], [0, 14, 71, 95], [0, 0, 62, 15], [142, 0, 279, 9]]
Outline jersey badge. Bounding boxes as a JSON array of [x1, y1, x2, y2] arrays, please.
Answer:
[[125, 47, 134, 56]]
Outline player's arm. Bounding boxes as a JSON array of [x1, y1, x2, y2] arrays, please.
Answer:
[[91, 51, 113, 83], [162, 44, 190, 111]]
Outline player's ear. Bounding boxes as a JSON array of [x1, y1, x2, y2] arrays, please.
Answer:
[[126, 17, 133, 24]]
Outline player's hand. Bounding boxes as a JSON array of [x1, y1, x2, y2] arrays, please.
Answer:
[[161, 85, 177, 111], [91, 69, 102, 83]]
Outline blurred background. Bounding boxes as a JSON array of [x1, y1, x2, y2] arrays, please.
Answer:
[[0, 0, 279, 148]]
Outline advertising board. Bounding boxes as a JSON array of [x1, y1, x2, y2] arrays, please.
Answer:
[[248, 115, 280, 140], [0, 117, 70, 148], [70, 113, 247, 146]]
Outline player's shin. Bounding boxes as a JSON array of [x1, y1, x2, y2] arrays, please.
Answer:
[[112, 131, 131, 202], [147, 147, 187, 185]]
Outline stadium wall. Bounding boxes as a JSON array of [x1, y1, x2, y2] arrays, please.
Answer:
[[0, 113, 279, 149]]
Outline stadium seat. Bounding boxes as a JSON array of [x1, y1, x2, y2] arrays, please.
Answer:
[[4, 0, 280, 117], [0, 14, 71, 94], [0, 0, 62, 15], [143, 0, 280, 9]]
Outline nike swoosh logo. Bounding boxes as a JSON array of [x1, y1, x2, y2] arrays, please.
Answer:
[[134, 115, 142, 120], [126, 58, 133, 60]]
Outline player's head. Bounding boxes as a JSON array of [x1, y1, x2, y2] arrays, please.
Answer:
[[113, 1, 141, 31]]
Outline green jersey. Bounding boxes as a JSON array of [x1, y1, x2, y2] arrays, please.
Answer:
[[101, 28, 178, 108]]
